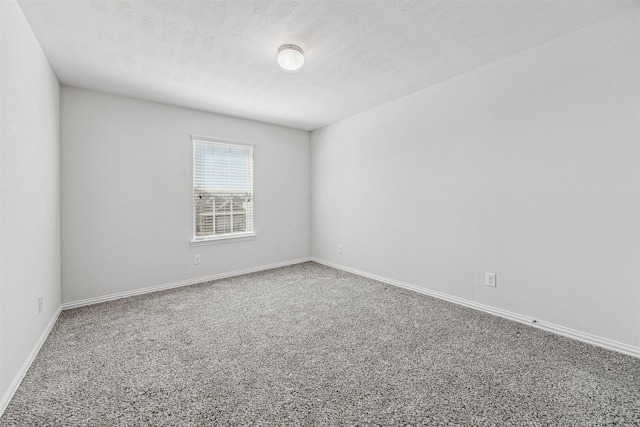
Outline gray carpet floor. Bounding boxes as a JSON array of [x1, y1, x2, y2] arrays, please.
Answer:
[[1, 262, 639, 426]]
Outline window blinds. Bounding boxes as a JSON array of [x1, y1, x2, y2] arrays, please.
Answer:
[[193, 137, 254, 240]]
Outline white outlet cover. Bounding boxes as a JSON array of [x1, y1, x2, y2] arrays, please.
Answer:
[[485, 272, 497, 287]]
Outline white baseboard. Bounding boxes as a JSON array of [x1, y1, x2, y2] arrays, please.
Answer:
[[310, 258, 640, 359], [3, 255, 636, 420], [0, 306, 62, 417], [61, 257, 312, 310]]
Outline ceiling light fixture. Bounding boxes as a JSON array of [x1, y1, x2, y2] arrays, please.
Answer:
[[277, 44, 304, 73]]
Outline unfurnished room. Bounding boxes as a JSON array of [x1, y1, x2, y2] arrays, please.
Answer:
[[1, 0, 639, 425]]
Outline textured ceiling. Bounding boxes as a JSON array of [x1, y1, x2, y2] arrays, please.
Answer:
[[17, 0, 639, 131]]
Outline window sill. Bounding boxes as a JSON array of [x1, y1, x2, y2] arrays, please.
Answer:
[[190, 233, 257, 246]]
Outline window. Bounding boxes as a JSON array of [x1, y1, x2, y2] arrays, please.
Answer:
[[192, 136, 254, 242]]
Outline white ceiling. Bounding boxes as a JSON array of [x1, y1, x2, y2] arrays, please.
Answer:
[[17, 0, 639, 131]]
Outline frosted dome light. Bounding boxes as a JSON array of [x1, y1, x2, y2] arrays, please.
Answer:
[[277, 44, 304, 73]]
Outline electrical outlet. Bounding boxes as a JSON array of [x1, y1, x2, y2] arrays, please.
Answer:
[[194, 254, 201, 265], [38, 296, 43, 314], [338, 244, 343, 254], [485, 272, 496, 287]]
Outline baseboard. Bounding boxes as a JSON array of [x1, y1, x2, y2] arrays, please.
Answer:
[[0, 306, 62, 417], [4, 255, 635, 420], [61, 257, 312, 310], [310, 258, 640, 359]]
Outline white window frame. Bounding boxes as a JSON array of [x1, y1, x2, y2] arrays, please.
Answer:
[[191, 135, 256, 246]]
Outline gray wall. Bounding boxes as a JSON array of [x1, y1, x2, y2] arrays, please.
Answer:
[[0, 0, 61, 405], [61, 88, 310, 303], [311, 9, 640, 348]]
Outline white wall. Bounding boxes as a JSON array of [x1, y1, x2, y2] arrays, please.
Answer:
[[311, 9, 640, 348], [61, 88, 310, 303], [0, 0, 61, 405]]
